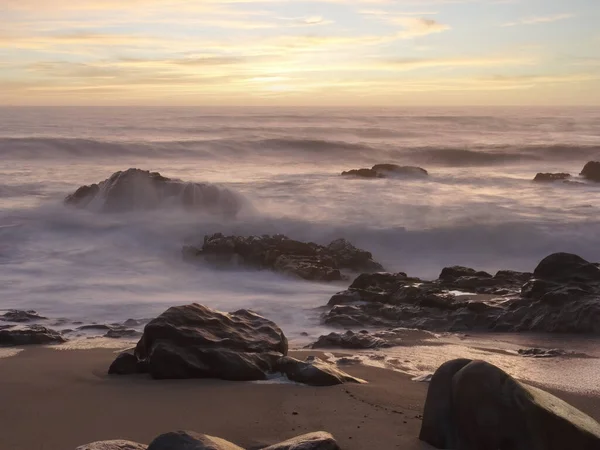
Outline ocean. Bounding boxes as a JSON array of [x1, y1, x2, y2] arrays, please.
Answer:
[[1, 106, 600, 391]]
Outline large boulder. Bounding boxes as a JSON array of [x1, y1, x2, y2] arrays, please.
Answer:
[[186, 234, 383, 282], [421, 359, 600, 449], [76, 441, 147, 450], [65, 168, 244, 216], [533, 253, 600, 283], [0, 325, 66, 346], [580, 161, 600, 182], [147, 431, 243, 450], [262, 432, 340, 450]]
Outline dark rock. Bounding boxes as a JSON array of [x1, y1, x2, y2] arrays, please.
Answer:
[[262, 432, 340, 450], [310, 328, 434, 350], [0, 310, 47, 323], [65, 168, 244, 217], [419, 358, 473, 449], [0, 325, 66, 346], [581, 161, 600, 182], [278, 356, 365, 386], [341, 168, 382, 178], [517, 348, 567, 358], [108, 353, 140, 375], [105, 328, 142, 339], [533, 252, 600, 282], [451, 360, 600, 450], [190, 234, 383, 282], [534, 172, 571, 182], [78, 324, 113, 331], [371, 164, 428, 177], [76, 441, 147, 450], [439, 266, 492, 282], [147, 431, 243, 450]]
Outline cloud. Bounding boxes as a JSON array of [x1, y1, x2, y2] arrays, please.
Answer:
[[395, 17, 451, 38], [502, 13, 574, 27]]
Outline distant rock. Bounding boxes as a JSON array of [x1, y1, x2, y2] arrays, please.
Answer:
[[517, 348, 568, 358], [310, 328, 435, 350], [0, 310, 47, 323], [147, 431, 243, 450], [581, 161, 600, 182], [0, 325, 66, 346], [533, 252, 600, 283], [342, 164, 428, 179], [533, 172, 571, 182], [438, 266, 492, 282], [262, 432, 340, 450], [65, 168, 244, 217], [104, 328, 142, 339], [421, 359, 600, 449], [76, 441, 147, 450], [185, 233, 383, 282]]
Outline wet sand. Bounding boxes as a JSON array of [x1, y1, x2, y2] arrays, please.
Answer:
[[0, 347, 599, 450]]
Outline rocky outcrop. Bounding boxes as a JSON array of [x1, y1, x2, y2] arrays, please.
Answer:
[[310, 328, 434, 350], [322, 253, 600, 334], [184, 234, 383, 282], [342, 164, 428, 179], [581, 161, 600, 182], [110, 304, 359, 385], [65, 168, 244, 216], [533, 172, 571, 182], [421, 359, 600, 449], [78, 431, 341, 450], [76, 441, 147, 450], [0, 325, 66, 346], [0, 310, 47, 323]]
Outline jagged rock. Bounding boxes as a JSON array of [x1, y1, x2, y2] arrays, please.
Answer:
[[65, 168, 244, 217], [262, 432, 340, 450], [187, 234, 383, 282], [534, 172, 571, 182], [581, 161, 600, 182], [76, 441, 147, 450], [278, 356, 365, 386], [517, 348, 567, 358], [0, 325, 66, 346], [0, 310, 47, 323], [310, 328, 434, 350], [421, 359, 600, 449], [147, 431, 243, 450], [439, 266, 492, 282], [342, 164, 428, 179], [341, 168, 381, 178]]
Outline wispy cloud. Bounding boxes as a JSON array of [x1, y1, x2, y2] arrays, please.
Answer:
[[502, 13, 574, 27]]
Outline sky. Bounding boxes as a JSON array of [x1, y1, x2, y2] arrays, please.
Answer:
[[1, 0, 599, 106]]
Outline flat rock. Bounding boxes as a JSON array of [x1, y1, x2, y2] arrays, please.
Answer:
[[76, 440, 147, 450], [0, 310, 47, 323], [262, 432, 340, 450], [0, 325, 66, 346], [65, 168, 244, 217], [278, 356, 365, 386], [310, 328, 434, 350], [147, 431, 243, 450]]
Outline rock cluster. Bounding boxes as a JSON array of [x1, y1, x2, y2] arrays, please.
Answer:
[[65, 168, 244, 216], [77, 431, 340, 450], [420, 359, 600, 449], [322, 252, 600, 334], [183, 234, 383, 282], [342, 164, 428, 179], [109, 303, 363, 386], [531, 161, 600, 183]]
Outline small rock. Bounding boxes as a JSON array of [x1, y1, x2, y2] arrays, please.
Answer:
[[76, 440, 147, 450]]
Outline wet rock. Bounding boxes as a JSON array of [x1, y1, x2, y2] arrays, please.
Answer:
[[188, 233, 383, 282], [108, 352, 141, 375], [262, 432, 340, 450], [78, 324, 113, 331], [278, 356, 365, 386], [76, 441, 147, 450], [342, 164, 428, 179], [65, 168, 244, 217], [533, 172, 571, 182], [439, 266, 492, 282], [0, 325, 66, 346], [452, 360, 600, 450], [341, 168, 381, 178], [147, 431, 243, 450], [0, 310, 47, 323], [311, 330, 392, 349], [533, 252, 600, 282], [104, 328, 142, 339], [517, 348, 567, 358], [581, 161, 600, 182]]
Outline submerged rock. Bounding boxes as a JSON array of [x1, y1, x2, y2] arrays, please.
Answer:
[[186, 233, 383, 282], [342, 164, 428, 179], [533, 172, 571, 182], [76, 441, 147, 450], [421, 359, 600, 449], [581, 161, 600, 182], [0, 310, 47, 323], [322, 253, 600, 334], [65, 168, 244, 216], [0, 325, 66, 346]]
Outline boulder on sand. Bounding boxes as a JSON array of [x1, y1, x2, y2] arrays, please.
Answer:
[[420, 359, 600, 450], [262, 432, 340, 450], [185, 233, 383, 282], [147, 431, 243, 450], [110, 304, 360, 385], [76, 441, 147, 450], [65, 168, 244, 216], [533, 173, 571, 182], [0, 325, 65, 346], [580, 161, 600, 182]]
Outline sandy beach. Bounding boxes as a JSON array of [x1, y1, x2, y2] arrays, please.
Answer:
[[0, 347, 598, 450]]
